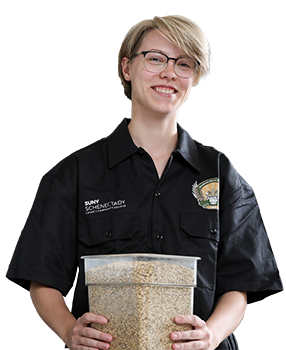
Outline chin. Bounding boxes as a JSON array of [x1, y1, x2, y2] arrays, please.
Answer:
[[152, 104, 178, 117], [152, 109, 178, 119]]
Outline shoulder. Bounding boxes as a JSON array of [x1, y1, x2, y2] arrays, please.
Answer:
[[191, 138, 223, 174], [193, 139, 253, 203], [38, 137, 108, 198], [194, 139, 221, 160], [194, 140, 243, 185], [46, 137, 108, 176]]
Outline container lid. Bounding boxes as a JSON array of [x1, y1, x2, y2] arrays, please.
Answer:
[[82, 253, 200, 287], [81, 253, 201, 261]]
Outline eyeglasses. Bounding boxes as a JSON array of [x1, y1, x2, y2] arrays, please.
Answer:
[[130, 51, 200, 78]]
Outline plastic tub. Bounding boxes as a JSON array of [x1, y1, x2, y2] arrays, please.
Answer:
[[82, 253, 200, 350]]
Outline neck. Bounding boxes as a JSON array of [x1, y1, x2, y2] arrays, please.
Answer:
[[128, 113, 178, 159]]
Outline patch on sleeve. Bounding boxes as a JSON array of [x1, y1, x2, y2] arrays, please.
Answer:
[[192, 178, 219, 210]]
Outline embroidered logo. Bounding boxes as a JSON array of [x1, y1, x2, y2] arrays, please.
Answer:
[[192, 178, 219, 210], [84, 198, 127, 215]]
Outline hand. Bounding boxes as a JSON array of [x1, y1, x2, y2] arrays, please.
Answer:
[[171, 315, 215, 350], [66, 312, 112, 350]]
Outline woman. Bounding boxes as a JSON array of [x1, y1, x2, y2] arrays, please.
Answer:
[[7, 15, 282, 350]]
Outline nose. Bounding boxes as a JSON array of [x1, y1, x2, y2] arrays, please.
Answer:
[[160, 59, 177, 79]]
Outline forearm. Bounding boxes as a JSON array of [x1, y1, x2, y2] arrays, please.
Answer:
[[206, 291, 247, 348], [30, 281, 76, 345]]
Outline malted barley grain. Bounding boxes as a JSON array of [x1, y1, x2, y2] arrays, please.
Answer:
[[87, 261, 195, 350]]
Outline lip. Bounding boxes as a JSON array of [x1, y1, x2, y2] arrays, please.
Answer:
[[152, 85, 178, 95]]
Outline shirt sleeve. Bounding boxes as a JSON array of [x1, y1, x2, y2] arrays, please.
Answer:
[[216, 154, 283, 303], [6, 159, 78, 296]]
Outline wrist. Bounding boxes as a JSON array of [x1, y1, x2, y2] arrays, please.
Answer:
[[59, 317, 77, 346], [205, 321, 220, 350]]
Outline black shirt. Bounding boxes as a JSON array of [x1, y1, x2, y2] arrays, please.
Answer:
[[7, 118, 283, 349]]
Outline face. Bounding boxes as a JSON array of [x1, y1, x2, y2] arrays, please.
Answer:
[[121, 30, 195, 119]]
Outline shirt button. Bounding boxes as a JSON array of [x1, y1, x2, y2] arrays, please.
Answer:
[[156, 234, 164, 240], [155, 192, 161, 197], [210, 228, 217, 234], [105, 231, 113, 238]]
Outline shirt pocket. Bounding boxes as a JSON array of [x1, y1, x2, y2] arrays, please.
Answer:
[[78, 213, 139, 255], [179, 212, 219, 291], [180, 212, 219, 243]]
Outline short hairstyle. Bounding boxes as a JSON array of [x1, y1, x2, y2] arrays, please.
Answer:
[[118, 15, 211, 100]]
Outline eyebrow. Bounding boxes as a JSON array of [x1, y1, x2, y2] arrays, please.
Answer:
[[145, 49, 201, 66], [148, 48, 166, 53], [146, 49, 184, 58]]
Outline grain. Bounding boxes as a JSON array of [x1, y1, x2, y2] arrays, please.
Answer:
[[87, 261, 195, 350]]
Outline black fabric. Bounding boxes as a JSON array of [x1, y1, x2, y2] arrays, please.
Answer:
[[7, 118, 283, 349]]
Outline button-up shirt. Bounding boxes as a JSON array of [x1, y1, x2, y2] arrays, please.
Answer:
[[7, 118, 283, 349]]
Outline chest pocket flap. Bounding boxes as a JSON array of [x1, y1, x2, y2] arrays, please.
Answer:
[[78, 213, 138, 246], [180, 212, 219, 243]]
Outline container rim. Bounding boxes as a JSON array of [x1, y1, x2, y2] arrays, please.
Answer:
[[81, 253, 201, 261], [86, 282, 197, 287]]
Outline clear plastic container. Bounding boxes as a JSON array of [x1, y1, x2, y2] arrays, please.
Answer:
[[82, 253, 200, 350]]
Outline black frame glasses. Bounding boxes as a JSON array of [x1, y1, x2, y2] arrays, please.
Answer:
[[129, 50, 200, 78]]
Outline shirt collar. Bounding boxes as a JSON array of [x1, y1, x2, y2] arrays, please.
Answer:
[[107, 118, 202, 172], [108, 119, 139, 168], [176, 124, 202, 172]]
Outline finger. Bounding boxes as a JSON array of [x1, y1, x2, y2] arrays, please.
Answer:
[[79, 312, 109, 327], [171, 328, 204, 341], [79, 334, 111, 350], [77, 327, 112, 350], [174, 315, 206, 328], [82, 326, 112, 343], [173, 340, 205, 350]]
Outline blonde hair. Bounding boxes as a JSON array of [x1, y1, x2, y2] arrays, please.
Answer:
[[118, 15, 211, 100]]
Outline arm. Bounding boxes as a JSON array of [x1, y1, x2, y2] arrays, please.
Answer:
[[30, 281, 112, 350], [171, 291, 247, 350]]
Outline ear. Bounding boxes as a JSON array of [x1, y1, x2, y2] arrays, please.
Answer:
[[121, 57, 132, 82]]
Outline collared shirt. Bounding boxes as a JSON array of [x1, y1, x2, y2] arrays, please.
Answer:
[[7, 118, 283, 349]]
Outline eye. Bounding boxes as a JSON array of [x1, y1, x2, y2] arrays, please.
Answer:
[[177, 58, 196, 70], [150, 57, 162, 62], [178, 62, 191, 68], [145, 52, 166, 65]]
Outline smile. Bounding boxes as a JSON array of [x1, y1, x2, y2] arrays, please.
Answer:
[[153, 86, 177, 94]]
